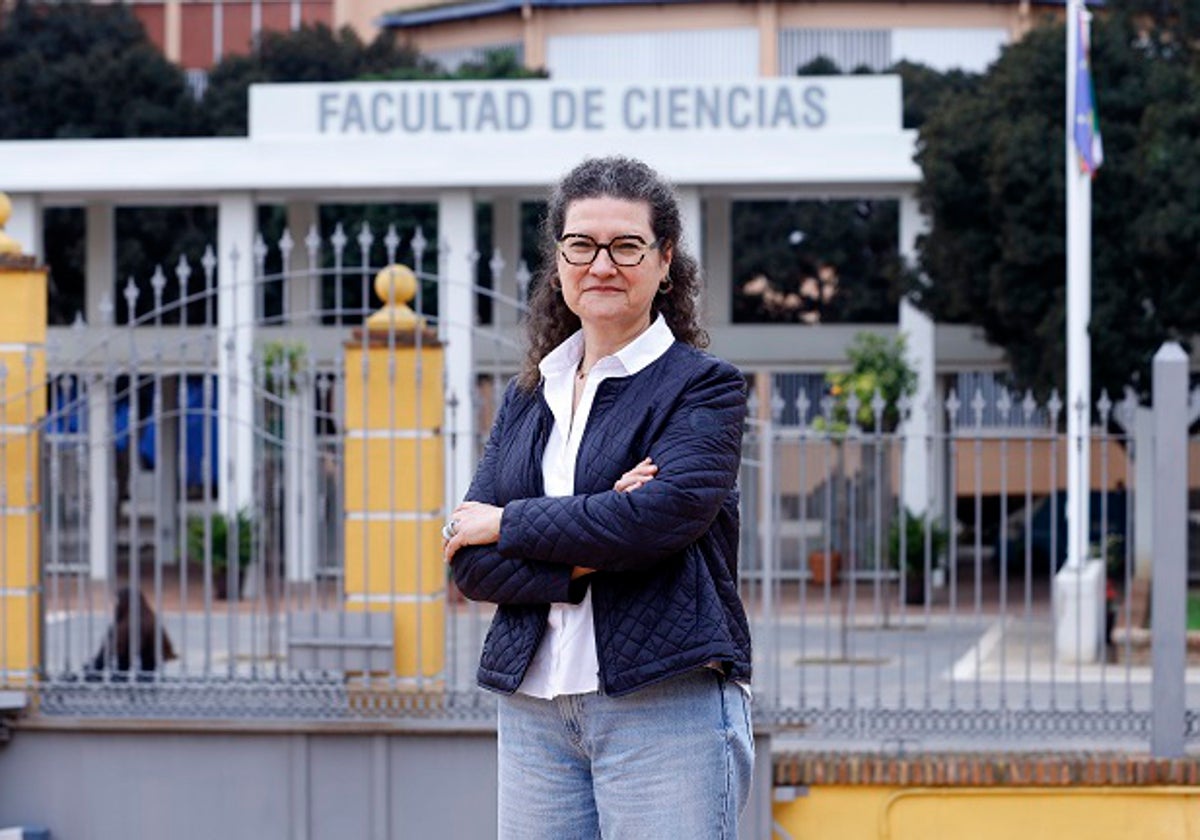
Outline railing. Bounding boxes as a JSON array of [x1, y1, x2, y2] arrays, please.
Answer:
[[3, 218, 1198, 755]]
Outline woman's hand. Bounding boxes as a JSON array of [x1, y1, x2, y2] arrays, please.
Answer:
[[613, 457, 657, 493], [442, 501, 503, 564]]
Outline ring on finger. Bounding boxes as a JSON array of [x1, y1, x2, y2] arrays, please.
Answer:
[[441, 519, 460, 541]]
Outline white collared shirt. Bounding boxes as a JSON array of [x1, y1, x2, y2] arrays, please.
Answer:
[[517, 314, 676, 699]]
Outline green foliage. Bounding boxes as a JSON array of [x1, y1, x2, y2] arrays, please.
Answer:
[[822, 332, 917, 431], [0, 0, 203, 138], [261, 340, 306, 395], [914, 6, 1200, 398], [201, 31, 544, 135], [186, 510, 253, 572], [887, 508, 949, 575]]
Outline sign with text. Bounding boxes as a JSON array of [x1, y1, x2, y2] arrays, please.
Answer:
[[249, 78, 902, 139]]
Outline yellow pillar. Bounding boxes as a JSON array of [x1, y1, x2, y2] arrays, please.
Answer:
[[343, 265, 444, 689], [0, 193, 46, 687]]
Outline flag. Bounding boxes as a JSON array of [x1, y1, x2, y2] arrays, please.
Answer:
[[1073, 5, 1104, 176]]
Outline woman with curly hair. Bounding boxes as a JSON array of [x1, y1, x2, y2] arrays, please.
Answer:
[[443, 156, 753, 839]]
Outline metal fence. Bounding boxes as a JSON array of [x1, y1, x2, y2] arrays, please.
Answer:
[[3, 217, 1198, 754]]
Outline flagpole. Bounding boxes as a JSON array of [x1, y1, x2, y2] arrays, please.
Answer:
[[1065, 0, 1091, 572]]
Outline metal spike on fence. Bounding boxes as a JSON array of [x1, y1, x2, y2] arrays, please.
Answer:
[[870, 389, 886, 429], [970, 387, 986, 428], [796, 390, 812, 429], [201, 244, 217, 281], [515, 260, 531, 308], [746, 389, 759, 419], [356, 221, 374, 258], [845, 391, 862, 433], [1097, 389, 1113, 425], [996, 386, 1012, 422], [411, 227, 428, 267], [489, 248, 506, 287], [123, 276, 140, 319], [1047, 389, 1063, 426], [330, 223, 348, 261], [944, 388, 961, 430], [1021, 390, 1036, 424], [253, 232, 269, 277], [897, 391, 912, 426], [769, 386, 785, 423], [98, 291, 114, 326], [175, 253, 192, 288], [150, 264, 167, 310], [383, 224, 400, 264], [466, 247, 480, 270], [304, 223, 321, 263], [278, 227, 295, 268], [71, 311, 85, 329], [819, 393, 835, 424]]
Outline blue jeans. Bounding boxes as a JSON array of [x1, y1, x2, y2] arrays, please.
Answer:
[[496, 669, 754, 840]]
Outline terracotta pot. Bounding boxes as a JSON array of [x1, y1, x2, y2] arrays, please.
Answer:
[[808, 550, 842, 586]]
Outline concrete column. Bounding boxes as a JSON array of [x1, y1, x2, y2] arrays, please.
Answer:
[[491, 196, 520, 332], [343, 266, 444, 684], [0, 195, 48, 682], [676, 186, 702, 273], [85, 203, 114, 580], [1151, 342, 1188, 757], [898, 192, 939, 521], [900, 299, 934, 518], [703, 195, 731, 326], [216, 193, 256, 515], [5, 194, 42, 263], [437, 190, 476, 516], [284, 383, 315, 582], [285, 201, 319, 324], [85, 203, 115, 324]]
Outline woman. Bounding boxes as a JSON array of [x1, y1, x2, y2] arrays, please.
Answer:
[[443, 156, 753, 839]]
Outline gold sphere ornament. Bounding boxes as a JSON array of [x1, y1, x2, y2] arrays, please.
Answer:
[[365, 263, 423, 330]]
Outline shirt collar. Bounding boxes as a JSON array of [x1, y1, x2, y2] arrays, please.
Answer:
[[538, 314, 675, 381]]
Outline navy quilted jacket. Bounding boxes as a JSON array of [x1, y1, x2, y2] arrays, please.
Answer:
[[451, 342, 751, 697]]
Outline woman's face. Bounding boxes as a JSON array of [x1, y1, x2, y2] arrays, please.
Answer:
[[556, 196, 672, 337]]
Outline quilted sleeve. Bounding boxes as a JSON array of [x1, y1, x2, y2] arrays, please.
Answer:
[[497, 360, 746, 572], [449, 384, 577, 605]]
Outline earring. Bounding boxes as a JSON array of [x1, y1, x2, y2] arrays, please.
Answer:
[[658, 277, 673, 294]]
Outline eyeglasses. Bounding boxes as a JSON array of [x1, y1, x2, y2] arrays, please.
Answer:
[[557, 234, 660, 267]]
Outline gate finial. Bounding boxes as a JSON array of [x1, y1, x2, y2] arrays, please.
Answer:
[[365, 263, 424, 330]]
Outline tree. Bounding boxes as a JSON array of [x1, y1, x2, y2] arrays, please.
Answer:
[[201, 28, 544, 135], [913, 4, 1200, 398], [0, 0, 203, 139]]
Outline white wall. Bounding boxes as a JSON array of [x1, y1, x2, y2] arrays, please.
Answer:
[[547, 28, 759, 80]]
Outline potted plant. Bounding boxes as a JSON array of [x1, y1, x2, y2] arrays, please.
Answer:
[[811, 333, 919, 586], [187, 509, 253, 600], [888, 508, 949, 605]]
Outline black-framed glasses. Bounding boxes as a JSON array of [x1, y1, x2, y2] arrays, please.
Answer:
[[557, 234, 660, 267]]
